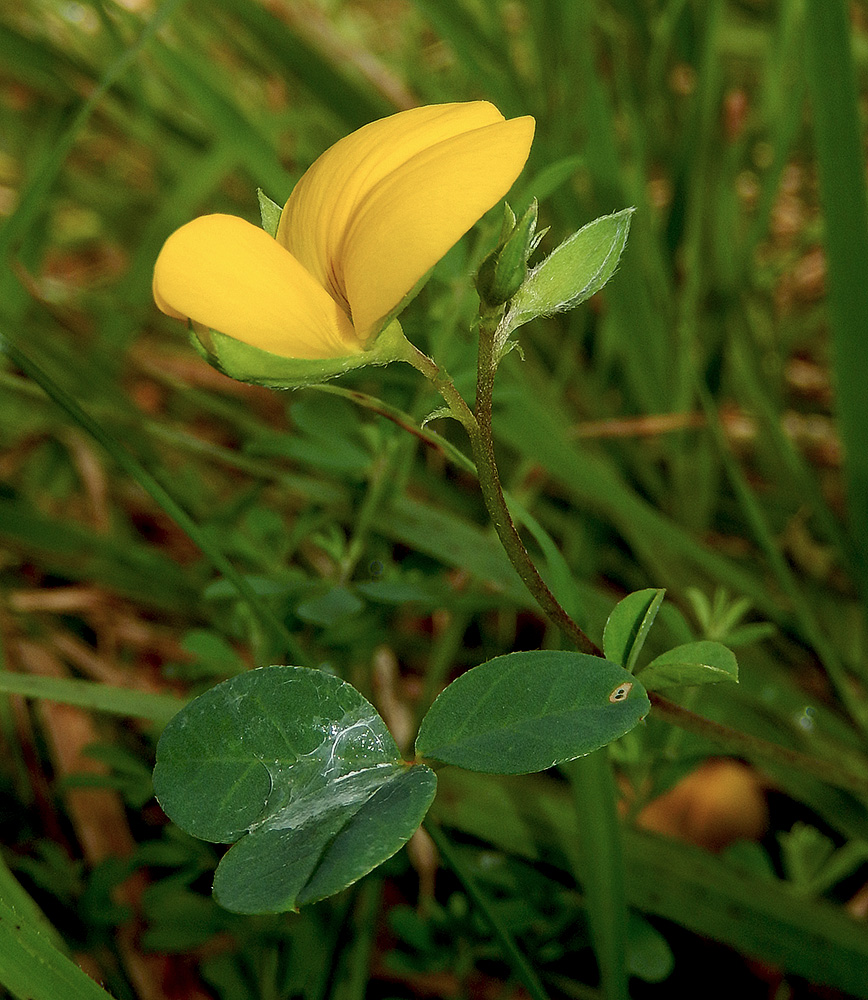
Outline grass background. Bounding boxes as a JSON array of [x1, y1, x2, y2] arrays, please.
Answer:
[[1, 0, 868, 997]]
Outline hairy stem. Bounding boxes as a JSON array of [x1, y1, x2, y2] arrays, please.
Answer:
[[399, 321, 601, 655], [471, 314, 603, 656]]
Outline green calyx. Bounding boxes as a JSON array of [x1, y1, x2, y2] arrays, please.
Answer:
[[191, 318, 411, 389]]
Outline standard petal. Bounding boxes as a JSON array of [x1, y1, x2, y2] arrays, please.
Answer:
[[277, 102, 508, 312], [342, 115, 535, 339], [153, 215, 360, 360]]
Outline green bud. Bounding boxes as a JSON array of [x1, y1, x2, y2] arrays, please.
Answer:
[[476, 200, 538, 308], [507, 208, 634, 330]]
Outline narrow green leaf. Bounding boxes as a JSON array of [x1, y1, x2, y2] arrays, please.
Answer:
[[0, 495, 196, 610], [406, 0, 524, 112], [494, 369, 781, 620], [0, 336, 302, 661], [517, 155, 585, 212], [148, 40, 288, 196], [153, 666, 436, 913], [0, 21, 80, 98], [385, 496, 527, 603], [0, 673, 184, 725], [639, 640, 738, 691], [602, 588, 666, 672], [0, 852, 66, 955], [0, 887, 115, 1000], [193, 0, 396, 128], [804, 0, 868, 602], [0, 0, 183, 263], [566, 751, 630, 1000], [415, 651, 650, 774], [508, 208, 634, 329]]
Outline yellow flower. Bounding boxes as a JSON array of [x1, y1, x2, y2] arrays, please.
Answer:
[[153, 102, 535, 377]]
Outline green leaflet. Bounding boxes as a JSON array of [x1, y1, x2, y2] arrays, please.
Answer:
[[153, 666, 436, 913], [416, 650, 650, 774]]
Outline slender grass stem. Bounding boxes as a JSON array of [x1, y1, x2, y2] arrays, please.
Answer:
[[423, 820, 553, 1000], [341, 878, 384, 1000], [566, 752, 630, 1000]]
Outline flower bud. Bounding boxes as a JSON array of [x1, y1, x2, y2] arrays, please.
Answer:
[[507, 207, 634, 329], [475, 200, 538, 308]]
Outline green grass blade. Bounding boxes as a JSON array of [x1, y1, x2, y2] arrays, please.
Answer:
[[0, 0, 184, 263], [407, 0, 523, 112], [147, 39, 289, 196], [0, 673, 184, 724], [565, 751, 629, 1000], [740, 1, 806, 276], [193, 0, 396, 127], [730, 315, 847, 557], [672, 0, 723, 410], [496, 367, 782, 620], [0, 495, 197, 610], [804, 0, 868, 603], [0, 670, 186, 724], [0, 20, 80, 97], [0, 851, 65, 953], [338, 878, 383, 1000], [0, 335, 303, 663], [566, 4, 675, 413], [423, 820, 553, 1000], [0, 885, 116, 1000], [697, 385, 868, 727]]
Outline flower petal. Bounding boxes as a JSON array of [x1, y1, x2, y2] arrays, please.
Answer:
[[277, 102, 510, 314], [153, 215, 360, 360], [342, 115, 535, 339]]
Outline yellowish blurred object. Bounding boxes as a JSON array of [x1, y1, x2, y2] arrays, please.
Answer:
[[636, 759, 768, 852]]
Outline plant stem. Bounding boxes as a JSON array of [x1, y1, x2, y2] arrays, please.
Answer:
[[400, 325, 601, 656], [396, 337, 478, 433], [648, 692, 868, 794], [404, 318, 623, 1000], [423, 820, 553, 1000], [473, 316, 603, 655]]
